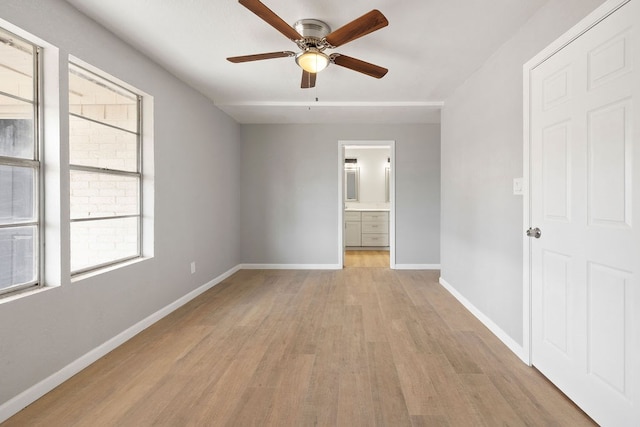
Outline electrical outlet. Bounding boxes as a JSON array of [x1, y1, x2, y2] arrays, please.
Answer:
[[190, 261, 196, 274]]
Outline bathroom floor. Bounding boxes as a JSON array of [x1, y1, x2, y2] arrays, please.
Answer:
[[344, 250, 390, 268]]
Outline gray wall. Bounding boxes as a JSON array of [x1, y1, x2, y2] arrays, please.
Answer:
[[0, 0, 241, 405], [240, 124, 440, 266], [440, 0, 606, 345]]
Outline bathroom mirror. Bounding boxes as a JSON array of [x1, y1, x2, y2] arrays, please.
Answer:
[[345, 168, 359, 201], [385, 166, 390, 203]]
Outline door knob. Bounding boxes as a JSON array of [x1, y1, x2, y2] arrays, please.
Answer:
[[526, 227, 541, 238]]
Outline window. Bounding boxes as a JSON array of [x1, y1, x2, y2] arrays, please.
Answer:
[[69, 63, 142, 274], [0, 28, 40, 296]]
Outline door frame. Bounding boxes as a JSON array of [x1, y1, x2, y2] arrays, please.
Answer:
[[338, 140, 396, 269], [522, 0, 630, 366]]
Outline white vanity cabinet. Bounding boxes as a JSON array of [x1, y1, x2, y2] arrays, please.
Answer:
[[344, 211, 362, 246], [361, 211, 389, 246], [344, 210, 389, 247]]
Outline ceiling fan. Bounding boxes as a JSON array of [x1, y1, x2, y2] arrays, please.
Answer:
[[227, 0, 389, 89]]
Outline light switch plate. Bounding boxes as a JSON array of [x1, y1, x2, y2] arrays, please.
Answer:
[[513, 178, 523, 196]]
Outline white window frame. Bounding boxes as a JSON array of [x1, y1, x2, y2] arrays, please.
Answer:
[[0, 27, 42, 297], [68, 62, 144, 276]]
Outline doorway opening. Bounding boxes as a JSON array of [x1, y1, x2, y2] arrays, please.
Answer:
[[338, 140, 395, 269]]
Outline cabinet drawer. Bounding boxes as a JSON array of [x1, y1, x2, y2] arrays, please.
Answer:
[[361, 222, 387, 234], [344, 211, 362, 221], [362, 234, 389, 247], [362, 211, 388, 222]]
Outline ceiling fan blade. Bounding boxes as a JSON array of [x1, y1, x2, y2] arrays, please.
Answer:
[[324, 10, 388, 47], [301, 70, 316, 89], [238, 0, 303, 41], [331, 54, 388, 79], [227, 51, 294, 63]]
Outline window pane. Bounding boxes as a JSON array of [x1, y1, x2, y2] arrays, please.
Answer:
[[70, 170, 139, 220], [69, 65, 138, 132], [0, 29, 34, 101], [0, 226, 36, 291], [0, 95, 35, 159], [69, 61, 143, 275], [0, 165, 36, 224], [71, 217, 138, 272], [69, 115, 138, 172]]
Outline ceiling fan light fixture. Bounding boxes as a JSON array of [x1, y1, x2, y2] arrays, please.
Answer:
[[296, 48, 330, 73]]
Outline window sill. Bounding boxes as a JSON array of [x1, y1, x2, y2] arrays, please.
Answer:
[[0, 284, 57, 305], [71, 256, 152, 283]]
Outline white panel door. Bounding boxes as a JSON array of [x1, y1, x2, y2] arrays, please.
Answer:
[[530, 1, 640, 425]]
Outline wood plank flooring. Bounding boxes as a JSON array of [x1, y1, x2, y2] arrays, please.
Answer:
[[3, 269, 595, 426], [344, 250, 389, 268]]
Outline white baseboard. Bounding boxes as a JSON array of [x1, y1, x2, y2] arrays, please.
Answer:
[[0, 264, 242, 424], [394, 264, 441, 270], [240, 263, 439, 271], [439, 277, 528, 363], [241, 264, 342, 270]]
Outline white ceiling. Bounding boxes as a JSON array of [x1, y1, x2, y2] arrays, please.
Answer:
[[63, 0, 549, 124]]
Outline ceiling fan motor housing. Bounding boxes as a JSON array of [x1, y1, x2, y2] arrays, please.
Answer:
[[293, 19, 331, 48]]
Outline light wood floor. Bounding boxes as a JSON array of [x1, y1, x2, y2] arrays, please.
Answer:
[[344, 250, 390, 268], [3, 269, 595, 426]]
